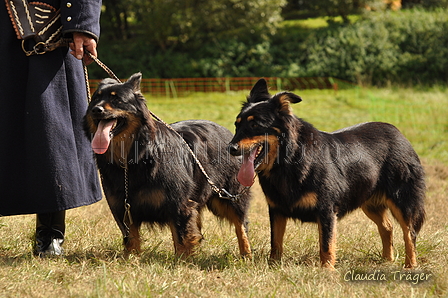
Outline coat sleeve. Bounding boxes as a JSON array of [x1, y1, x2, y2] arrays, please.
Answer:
[[60, 0, 102, 41]]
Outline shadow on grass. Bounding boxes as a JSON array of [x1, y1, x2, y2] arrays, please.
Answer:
[[0, 250, 33, 266]]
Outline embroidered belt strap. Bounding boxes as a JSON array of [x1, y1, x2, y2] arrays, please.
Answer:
[[5, 0, 68, 55]]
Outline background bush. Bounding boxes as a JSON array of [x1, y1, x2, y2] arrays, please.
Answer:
[[293, 8, 448, 85], [92, 8, 448, 86]]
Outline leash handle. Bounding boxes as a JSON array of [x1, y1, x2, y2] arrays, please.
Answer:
[[83, 51, 120, 102], [83, 61, 91, 102], [86, 51, 121, 82]]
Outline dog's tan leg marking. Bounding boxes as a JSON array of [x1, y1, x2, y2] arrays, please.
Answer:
[[317, 215, 337, 269], [196, 211, 203, 233], [223, 205, 252, 257], [207, 198, 252, 257], [169, 222, 195, 258], [124, 223, 142, 254], [269, 211, 287, 261], [234, 222, 252, 258], [169, 207, 203, 258], [361, 203, 394, 261], [183, 207, 204, 256], [169, 222, 182, 256], [386, 199, 417, 268]]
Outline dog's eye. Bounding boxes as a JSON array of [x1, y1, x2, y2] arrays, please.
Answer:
[[249, 122, 258, 129]]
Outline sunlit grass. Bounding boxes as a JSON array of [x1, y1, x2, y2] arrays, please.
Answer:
[[280, 15, 361, 30]]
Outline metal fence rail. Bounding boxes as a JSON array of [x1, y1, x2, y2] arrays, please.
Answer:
[[88, 77, 355, 97]]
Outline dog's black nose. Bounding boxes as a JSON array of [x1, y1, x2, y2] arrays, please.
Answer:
[[91, 105, 105, 115], [227, 143, 241, 156]]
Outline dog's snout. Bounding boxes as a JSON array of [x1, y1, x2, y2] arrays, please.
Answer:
[[91, 105, 105, 115], [227, 143, 241, 156]]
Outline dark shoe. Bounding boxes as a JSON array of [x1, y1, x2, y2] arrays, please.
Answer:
[[42, 237, 64, 256], [34, 228, 64, 257]]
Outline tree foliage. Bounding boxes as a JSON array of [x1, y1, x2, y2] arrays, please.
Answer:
[[305, 0, 363, 24], [93, 4, 448, 87], [101, 0, 133, 40], [101, 0, 286, 49], [282, 0, 387, 23], [401, 0, 448, 8]]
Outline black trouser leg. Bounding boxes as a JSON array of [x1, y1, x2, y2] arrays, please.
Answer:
[[36, 210, 66, 235]]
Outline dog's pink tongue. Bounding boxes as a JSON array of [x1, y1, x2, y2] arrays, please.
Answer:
[[237, 148, 258, 187], [92, 119, 116, 154]]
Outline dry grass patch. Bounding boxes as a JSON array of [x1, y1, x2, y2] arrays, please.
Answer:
[[1, 161, 446, 297]]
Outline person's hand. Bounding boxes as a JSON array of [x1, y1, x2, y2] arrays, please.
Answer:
[[69, 32, 97, 65]]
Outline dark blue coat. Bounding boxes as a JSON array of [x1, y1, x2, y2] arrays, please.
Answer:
[[0, 0, 102, 215]]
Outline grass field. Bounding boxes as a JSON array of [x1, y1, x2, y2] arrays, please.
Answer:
[[1, 86, 447, 297]]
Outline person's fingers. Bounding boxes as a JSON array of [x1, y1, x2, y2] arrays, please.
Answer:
[[72, 33, 84, 60], [69, 33, 98, 65], [82, 39, 97, 65]]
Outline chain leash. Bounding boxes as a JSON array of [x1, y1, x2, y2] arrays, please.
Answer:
[[82, 52, 250, 235], [122, 165, 133, 236], [145, 109, 250, 201]]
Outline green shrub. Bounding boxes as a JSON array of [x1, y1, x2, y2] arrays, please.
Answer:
[[287, 9, 448, 85]]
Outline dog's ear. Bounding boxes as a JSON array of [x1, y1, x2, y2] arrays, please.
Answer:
[[247, 78, 270, 103], [125, 72, 142, 93], [271, 91, 302, 115]]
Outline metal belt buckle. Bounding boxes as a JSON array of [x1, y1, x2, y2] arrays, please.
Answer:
[[22, 40, 47, 56]]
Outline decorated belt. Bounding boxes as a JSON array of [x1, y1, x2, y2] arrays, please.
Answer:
[[5, 0, 69, 55]]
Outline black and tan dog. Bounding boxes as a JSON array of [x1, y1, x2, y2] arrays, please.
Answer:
[[84, 73, 251, 258], [228, 79, 425, 268]]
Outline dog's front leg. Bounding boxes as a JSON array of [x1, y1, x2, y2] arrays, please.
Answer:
[[123, 222, 142, 255], [106, 195, 142, 256], [269, 207, 287, 261], [317, 213, 337, 269]]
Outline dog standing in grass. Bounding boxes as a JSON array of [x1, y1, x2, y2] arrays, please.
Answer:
[[228, 79, 425, 268], [84, 73, 252, 258]]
